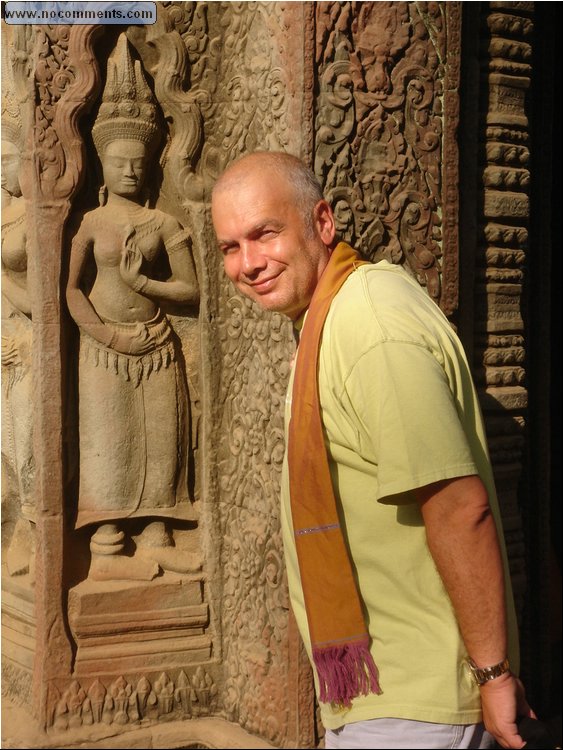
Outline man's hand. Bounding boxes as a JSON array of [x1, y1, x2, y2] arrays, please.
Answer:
[[480, 672, 536, 749], [416, 477, 537, 748]]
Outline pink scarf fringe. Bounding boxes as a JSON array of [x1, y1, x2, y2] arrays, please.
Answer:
[[313, 640, 382, 707]]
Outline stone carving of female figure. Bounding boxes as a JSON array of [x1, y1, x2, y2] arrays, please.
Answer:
[[1, 110, 36, 579], [66, 35, 200, 581]]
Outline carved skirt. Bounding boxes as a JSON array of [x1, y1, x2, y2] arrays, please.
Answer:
[[1, 303, 35, 522], [75, 311, 194, 529]]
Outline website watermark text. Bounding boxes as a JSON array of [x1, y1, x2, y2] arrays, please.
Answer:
[[3, 2, 157, 25]]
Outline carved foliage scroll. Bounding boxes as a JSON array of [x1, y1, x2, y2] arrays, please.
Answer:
[[217, 298, 291, 743], [24, 24, 102, 201], [199, 4, 296, 745]]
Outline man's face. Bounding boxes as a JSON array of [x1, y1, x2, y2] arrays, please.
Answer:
[[212, 170, 333, 321]]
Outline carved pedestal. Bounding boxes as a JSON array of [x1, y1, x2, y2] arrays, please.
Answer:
[[68, 574, 212, 677], [1, 569, 36, 704]]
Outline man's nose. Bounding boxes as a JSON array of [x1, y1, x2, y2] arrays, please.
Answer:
[[240, 242, 267, 275], [123, 161, 136, 177]]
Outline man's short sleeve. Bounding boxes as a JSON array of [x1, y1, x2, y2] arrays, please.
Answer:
[[343, 340, 479, 502]]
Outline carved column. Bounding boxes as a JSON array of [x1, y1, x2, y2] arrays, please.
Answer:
[[468, 1, 557, 711], [29, 28, 104, 724], [468, 1, 532, 617]]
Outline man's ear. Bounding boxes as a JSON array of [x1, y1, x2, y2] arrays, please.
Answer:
[[314, 200, 336, 246]]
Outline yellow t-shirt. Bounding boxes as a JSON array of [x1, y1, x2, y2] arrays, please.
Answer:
[[281, 260, 519, 730]]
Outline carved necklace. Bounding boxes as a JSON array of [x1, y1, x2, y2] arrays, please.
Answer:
[[118, 204, 165, 241]]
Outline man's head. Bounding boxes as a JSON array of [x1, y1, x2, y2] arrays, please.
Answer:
[[211, 151, 336, 321]]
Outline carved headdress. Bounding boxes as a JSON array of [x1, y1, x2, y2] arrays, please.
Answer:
[[1, 40, 24, 150], [1, 88, 24, 151], [92, 34, 159, 156]]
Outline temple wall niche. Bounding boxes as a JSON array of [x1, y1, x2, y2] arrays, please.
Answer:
[[1, 2, 540, 749]]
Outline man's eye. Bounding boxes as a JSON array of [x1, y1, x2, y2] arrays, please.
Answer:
[[259, 229, 278, 240], [221, 244, 238, 255]]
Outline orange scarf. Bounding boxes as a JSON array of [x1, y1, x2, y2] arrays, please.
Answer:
[[287, 242, 381, 707]]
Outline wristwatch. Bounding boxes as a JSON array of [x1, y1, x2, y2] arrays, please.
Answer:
[[468, 657, 510, 686]]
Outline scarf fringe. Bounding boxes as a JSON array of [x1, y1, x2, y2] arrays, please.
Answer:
[[313, 640, 381, 707]]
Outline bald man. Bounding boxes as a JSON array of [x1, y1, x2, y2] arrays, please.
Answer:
[[212, 152, 533, 749]]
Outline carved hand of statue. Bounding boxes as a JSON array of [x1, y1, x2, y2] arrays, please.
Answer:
[[120, 226, 148, 293], [109, 323, 155, 356], [1, 335, 21, 367]]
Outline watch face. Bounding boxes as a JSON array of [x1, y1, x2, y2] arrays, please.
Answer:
[[468, 658, 510, 685]]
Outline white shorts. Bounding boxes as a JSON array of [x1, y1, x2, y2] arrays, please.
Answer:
[[324, 718, 495, 749]]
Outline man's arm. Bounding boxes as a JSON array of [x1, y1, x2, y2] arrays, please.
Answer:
[[415, 475, 535, 750]]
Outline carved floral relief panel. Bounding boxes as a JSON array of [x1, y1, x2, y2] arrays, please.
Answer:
[[2, 19, 103, 716], [194, 3, 306, 745], [313, 1, 460, 314]]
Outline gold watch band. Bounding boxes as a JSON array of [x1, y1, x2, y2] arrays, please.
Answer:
[[468, 657, 510, 686]]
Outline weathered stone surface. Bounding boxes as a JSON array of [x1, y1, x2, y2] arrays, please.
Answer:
[[2, 2, 542, 747], [1, 700, 277, 749]]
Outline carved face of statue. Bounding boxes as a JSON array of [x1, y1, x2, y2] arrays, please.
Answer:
[[1, 140, 22, 198], [101, 139, 148, 199], [212, 165, 335, 321]]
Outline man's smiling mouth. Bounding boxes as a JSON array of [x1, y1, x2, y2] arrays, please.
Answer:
[[247, 273, 281, 292]]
